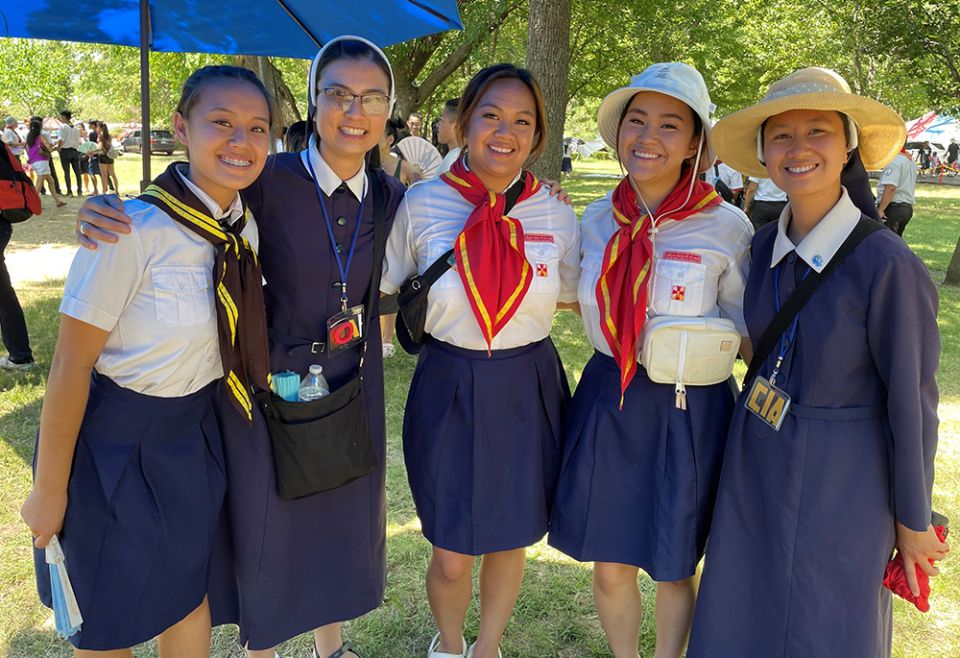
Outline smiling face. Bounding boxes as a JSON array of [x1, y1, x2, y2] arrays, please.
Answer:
[[617, 91, 699, 207], [313, 57, 390, 179], [762, 109, 846, 205], [462, 78, 538, 192], [173, 79, 271, 210]]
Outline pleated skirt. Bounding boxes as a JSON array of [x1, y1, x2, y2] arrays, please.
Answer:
[[34, 373, 225, 650], [549, 352, 735, 581], [403, 337, 570, 555]]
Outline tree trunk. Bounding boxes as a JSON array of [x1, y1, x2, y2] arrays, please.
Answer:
[[236, 56, 301, 132], [525, 0, 572, 181], [945, 235, 960, 286]]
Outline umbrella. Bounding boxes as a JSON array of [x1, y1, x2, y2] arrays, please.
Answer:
[[3, 0, 463, 185]]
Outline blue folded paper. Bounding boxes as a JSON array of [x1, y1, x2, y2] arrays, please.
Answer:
[[45, 535, 82, 638]]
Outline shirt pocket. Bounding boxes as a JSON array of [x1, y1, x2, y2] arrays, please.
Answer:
[[526, 242, 561, 294], [651, 259, 706, 316], [151, 266, 214, 327]]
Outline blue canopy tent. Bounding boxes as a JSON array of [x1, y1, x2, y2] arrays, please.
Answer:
[[3, 0, 462, 185]]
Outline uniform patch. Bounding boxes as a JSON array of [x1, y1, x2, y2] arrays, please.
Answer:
[[525, 233, 555, 243], [662, 250, 702, 264], [536, 263, 549, 277], [671, 285, 686, 301]]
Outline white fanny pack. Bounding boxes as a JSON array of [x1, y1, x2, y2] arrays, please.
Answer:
[[640, 315, 740, 410]]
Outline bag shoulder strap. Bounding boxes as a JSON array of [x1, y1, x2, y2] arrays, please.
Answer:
[[743, 217, 884, 386], [420, 175, 530, 286], [366, 172, 389, 319]]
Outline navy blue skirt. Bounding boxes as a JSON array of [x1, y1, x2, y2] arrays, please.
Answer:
[[404, 337, 570, 555], [34, 373, 225, 650], [549, 352, 735, 582]]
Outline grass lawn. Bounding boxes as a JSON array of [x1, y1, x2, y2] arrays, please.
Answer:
[[1, 157, 958, 657]]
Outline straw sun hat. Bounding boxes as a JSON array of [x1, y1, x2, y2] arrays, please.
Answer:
[[712, 67, 906, 179]]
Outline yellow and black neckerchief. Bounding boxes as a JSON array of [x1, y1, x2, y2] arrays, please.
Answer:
[[139, 163, 270, 422]]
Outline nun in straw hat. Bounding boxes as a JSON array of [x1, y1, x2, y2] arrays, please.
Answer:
[[687, 67, 948, 658], [548, 62, 753, 658]]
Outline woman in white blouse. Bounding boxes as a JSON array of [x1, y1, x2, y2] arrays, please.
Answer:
[[380, 64, 579, 658], [548, 63, 753, 658]]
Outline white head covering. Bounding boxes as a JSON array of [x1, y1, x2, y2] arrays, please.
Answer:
[[307, 35, 396, 119]]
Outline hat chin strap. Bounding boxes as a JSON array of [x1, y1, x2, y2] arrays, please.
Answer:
[[756, 114, 860, 165]]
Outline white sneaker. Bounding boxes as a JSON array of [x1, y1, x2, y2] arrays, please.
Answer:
[[0, 354, 35, 370], [465, 643, 501, 658], [428, 632, 467, 658], [382, 343, 396, 358]]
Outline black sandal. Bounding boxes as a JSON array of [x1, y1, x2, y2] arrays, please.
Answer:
[[315, 641, 362, 658]]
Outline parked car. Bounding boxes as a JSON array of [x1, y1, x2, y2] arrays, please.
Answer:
[[121, 129, 175, 155]]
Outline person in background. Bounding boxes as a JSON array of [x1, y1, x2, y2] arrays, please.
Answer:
[[0, 142, 36, 371], [283, 120, 309, 152], [58, 111, 83, 196], [742, 175, 787, 230], [2, 117, 25, 161], [25, 119, 66, 208], [97, 123, 119, 193], [378, 116, 421, 187], [947, 138, 959, 169], [84, 121, 102, 194], [708, 159, 743, 206], [876, 143, 917, 236], [78, 123, 100, 196], [436, 98, 461, 174], [407, 111, 422, 137]]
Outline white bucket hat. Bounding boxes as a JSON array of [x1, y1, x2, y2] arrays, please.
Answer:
[[596, 62, 717, 173], [307, 35, 396, 119], [712, 67, 906, 178]]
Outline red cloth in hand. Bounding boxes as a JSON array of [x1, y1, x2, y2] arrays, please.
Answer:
[[883, 525, 948, 612]]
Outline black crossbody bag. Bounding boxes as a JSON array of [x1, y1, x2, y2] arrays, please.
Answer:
[[255, 182, 388, 500], [389, 178, 526, 355], [743, 216, 883, 388]]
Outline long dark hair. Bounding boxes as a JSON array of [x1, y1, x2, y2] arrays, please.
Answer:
[[98, 123, 112, 150], [26, 120, 42, 148]]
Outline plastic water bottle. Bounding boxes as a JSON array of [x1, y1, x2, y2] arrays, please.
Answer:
[[298, 365, 330, 402]]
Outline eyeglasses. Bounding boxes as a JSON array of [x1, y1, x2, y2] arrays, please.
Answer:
[[320, 88, 392, 116]]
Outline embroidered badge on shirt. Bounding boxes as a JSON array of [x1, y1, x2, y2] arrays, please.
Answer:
[[536, 263, 549, 277], [662, 250, 702, 264], [525, 233, 555, 243], [671, 285, 686, 301], [812, 254, 824, 268]]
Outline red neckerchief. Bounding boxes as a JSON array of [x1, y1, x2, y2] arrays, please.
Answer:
[[441, 156, 542, 351], [596, 168, 721, 405]]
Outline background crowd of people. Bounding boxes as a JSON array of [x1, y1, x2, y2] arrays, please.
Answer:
[[1, 113, 119, 197]]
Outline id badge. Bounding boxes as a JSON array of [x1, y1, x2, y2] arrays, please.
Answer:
[[326, 305, 364, 354], [744, 375, 791, 431]]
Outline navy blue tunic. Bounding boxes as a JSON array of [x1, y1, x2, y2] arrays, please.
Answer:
[[688, 222, 940, 658], [34, 374, 224, 650], [208, 153, 404, 650]]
